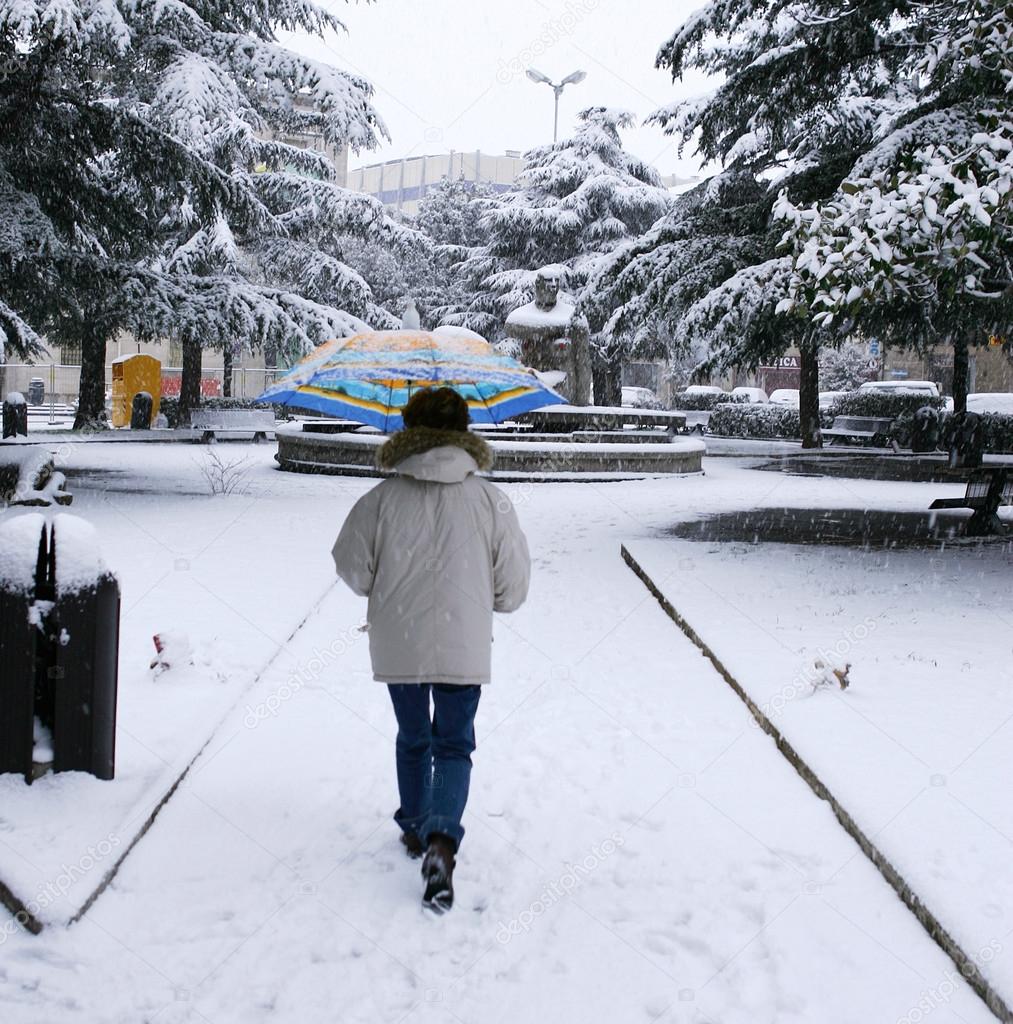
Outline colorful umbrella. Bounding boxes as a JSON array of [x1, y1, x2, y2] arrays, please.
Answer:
[[253, 326, 566, 430]]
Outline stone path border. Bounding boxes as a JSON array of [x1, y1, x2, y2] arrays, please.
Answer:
[[621, 543, 1013, 1024]]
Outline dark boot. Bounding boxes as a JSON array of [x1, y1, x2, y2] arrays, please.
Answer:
[[421, 833, 456, 913], [400, 831, 424, 859]]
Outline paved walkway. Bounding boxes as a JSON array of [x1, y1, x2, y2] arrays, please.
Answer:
[[0, 487, 993, 1024]]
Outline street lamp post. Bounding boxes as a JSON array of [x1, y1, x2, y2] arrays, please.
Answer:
[[525, 68, 587, 143]]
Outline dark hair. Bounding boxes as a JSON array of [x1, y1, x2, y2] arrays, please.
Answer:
[[402, 386, 470, 432]]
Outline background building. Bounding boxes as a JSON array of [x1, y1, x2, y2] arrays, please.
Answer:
[[347, 150, 525, 216]]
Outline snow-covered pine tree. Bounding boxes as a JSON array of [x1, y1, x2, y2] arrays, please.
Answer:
[[442, 107, 672, 398], [134, 0, 433, 422], [586, 168, 772, 355], [591, 1, 919, 445], [0, 0, 404, 427], [331, 176, 500, 332], [819, 341, 877, 393], [775, 0, 1013, 413], [416, 177, 497, 249]]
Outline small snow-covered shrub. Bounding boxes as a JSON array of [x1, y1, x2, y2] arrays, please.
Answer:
[[198, 450, 252, 495], [672, 391, 748, 411], [828, 391, 945, 420], [707, 403, 801, 439], [979, 414, 1013, 453]]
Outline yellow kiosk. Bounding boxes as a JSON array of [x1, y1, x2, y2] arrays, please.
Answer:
[[111, 354, 161, 427]]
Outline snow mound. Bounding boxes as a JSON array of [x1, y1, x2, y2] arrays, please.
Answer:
[[431, 325, 488, 343], [506, 295, 578, 329], [0, 512, 47, 593], [0, 444, 71, 506], [0, 513, 107, 593], [53, 514, 107, 593]]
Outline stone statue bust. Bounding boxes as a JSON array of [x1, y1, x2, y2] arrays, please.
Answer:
[[505, 265, 592, 406], [534, 266, 561, 311]]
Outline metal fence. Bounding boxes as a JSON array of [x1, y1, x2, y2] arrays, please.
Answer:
[[0, 364, 281, 420]]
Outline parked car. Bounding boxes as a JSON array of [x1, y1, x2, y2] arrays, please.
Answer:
[[858, 380, 940, 397], [731, 386, 768, 404], [967, 392, 1013, 415], [819, 390, 849, 410], [683, 385, 725, 396], [621, 386, 663, 410], [768, 388, 800, 408]]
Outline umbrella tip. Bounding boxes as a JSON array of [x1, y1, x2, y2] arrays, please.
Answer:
[[401, 298, 421, 331]]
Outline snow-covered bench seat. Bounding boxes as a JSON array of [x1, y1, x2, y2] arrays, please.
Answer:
[[190, 409, 276, 443], [822, 415, 894, 447]]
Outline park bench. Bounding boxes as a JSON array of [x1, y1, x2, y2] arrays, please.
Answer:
[[190, 408, 276, 443], [822, 416, 894, 447], [929, 468, 1013, 536]]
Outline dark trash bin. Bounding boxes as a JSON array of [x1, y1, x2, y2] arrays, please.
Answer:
[[3, 392, 28, 438], [0, 517, 119, 783], [130, 390, 153, 430], [911, 405, 941, 453], [28, 378, 45, 406], [948, 411, 983, 469]]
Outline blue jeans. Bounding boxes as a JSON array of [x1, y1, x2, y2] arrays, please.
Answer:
[[387, 683, 482, 851]]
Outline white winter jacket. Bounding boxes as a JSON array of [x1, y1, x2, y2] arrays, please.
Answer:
[[332, 427, 531, 685]]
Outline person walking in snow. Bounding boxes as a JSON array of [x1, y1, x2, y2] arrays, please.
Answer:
[[332, 387, 531, 912]]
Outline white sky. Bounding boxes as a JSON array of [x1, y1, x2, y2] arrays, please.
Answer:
[[280, 0, 711, 179]]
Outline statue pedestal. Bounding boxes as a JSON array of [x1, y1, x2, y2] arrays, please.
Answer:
[[505, 267, 592, 406]]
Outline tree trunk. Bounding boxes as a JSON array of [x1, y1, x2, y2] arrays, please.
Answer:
[[73, 322, 108, 430], [178, 336, 202, 425], [222, 344, 233, 398], [952, 334, 969, 414], [799, 340, 822, 449]]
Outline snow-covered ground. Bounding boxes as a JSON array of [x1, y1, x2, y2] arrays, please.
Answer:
[[624, 525, 1013, 1006], [0, 443, 1009, 1023]]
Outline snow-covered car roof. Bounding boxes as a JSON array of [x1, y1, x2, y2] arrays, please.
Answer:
[[858, 380, 939, 395], [967, 392, 1013, 414], [731, 387, 768, 402]]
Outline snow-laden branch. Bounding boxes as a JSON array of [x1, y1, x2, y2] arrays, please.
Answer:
[[775, 112, 1013, 330]]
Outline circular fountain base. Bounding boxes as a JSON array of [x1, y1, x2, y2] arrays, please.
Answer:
[[275, 425, 705, 481]]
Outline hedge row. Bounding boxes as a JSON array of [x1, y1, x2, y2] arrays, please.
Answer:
[[706, 399, 1013, 453], [828, 392, 946, 418], [707, 403, 802, 439], [671, 391, 749, 411], [928, 411, 1013, 453]]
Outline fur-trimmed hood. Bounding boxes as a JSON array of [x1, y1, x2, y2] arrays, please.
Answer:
[[376, 426, 494, 481]]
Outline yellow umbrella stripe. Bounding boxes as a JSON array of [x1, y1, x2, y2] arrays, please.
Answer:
[[294, 382, 539, 412], [294, 385, 395, 416]]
